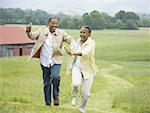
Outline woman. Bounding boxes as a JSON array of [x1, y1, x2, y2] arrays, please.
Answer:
[[66, 26, 97, 113]]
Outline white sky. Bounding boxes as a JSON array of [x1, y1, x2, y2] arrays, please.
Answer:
[[0, 0, 149, 15]]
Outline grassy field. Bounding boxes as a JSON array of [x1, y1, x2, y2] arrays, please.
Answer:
[[0, 27, 150, 113]]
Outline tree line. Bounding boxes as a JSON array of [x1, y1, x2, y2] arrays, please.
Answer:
[[0, 8, 150, 30]]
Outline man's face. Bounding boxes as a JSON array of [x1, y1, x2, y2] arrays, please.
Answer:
[[48, 18, 58, 33], [80, 27, 90, 42]]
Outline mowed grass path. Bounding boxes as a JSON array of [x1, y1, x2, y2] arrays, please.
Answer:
[[0, 28, 150, 113]]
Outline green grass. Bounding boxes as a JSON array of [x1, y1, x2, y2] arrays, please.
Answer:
[[0, 28, 150, 113]]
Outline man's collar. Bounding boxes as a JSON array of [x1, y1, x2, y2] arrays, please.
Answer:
[[53, 32, 57, 36], [45, 28, 58, 36]]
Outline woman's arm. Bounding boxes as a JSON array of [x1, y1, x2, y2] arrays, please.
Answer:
[[65, 47, 82, 56]]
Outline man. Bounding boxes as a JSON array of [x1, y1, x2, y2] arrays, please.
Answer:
[[66, 26, 97, 113], [26, 17, 74, 106]]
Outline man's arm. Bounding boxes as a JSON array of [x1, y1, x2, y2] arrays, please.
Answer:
[[61, 30, 75, 48], [26, 23, 40, 40]]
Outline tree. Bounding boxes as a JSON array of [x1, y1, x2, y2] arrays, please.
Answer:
[[115, 10, 139, 22], [115, 10, 140, 29], [138, 18, 150, 27], [71, 17, 84, 29], [101, 12, 116, 29], [59, 17, 72, 28], [82, 12, 92, 27], [82, 10, 106, 29], [124, 12, 140, 22], [115, 10, 126, 21], [90, 10, 105, 29], [0, 8, 142, 30], [126, 19, 138, 30], [25, 9, 33, 24], [0, 8, 6, 24], [116, 19, 127, 29]]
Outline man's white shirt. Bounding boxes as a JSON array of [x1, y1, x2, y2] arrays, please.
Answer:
[[40, 32, 54, 67]]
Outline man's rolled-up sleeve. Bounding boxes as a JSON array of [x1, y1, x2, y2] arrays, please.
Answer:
[[62, 30, 75, 50], [27, 30, 40, 40], [62, 30, 74, 43]]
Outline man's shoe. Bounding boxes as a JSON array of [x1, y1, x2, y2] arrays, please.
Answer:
[[45, 103, 51, 106], [53, 96, 59, 106], [71, 97, 77, 106]]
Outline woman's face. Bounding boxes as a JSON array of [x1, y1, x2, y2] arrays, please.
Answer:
[[80, 27, 90, 42]]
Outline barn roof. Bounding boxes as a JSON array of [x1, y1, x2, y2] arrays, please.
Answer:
[[0, 26, 34, 45]]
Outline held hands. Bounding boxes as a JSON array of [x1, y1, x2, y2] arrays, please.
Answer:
[[64, 46, 73, 55], [64, 46, 82, 56], [26, 23, 32, 33]]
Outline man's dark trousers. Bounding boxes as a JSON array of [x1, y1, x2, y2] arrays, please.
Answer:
[[41, 64, 61, 105]]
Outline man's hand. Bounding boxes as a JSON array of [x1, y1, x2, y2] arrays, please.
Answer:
[[64, 47, 72, 55], [26, 23, 32, 33]]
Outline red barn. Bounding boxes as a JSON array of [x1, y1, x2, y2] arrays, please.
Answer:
[[0, 26, 34, 57]]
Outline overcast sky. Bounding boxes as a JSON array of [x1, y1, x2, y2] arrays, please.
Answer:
[[0, 0, 149, 15]]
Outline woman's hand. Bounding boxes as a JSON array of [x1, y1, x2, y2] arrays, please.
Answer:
[[65, 47, 72, 55]]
